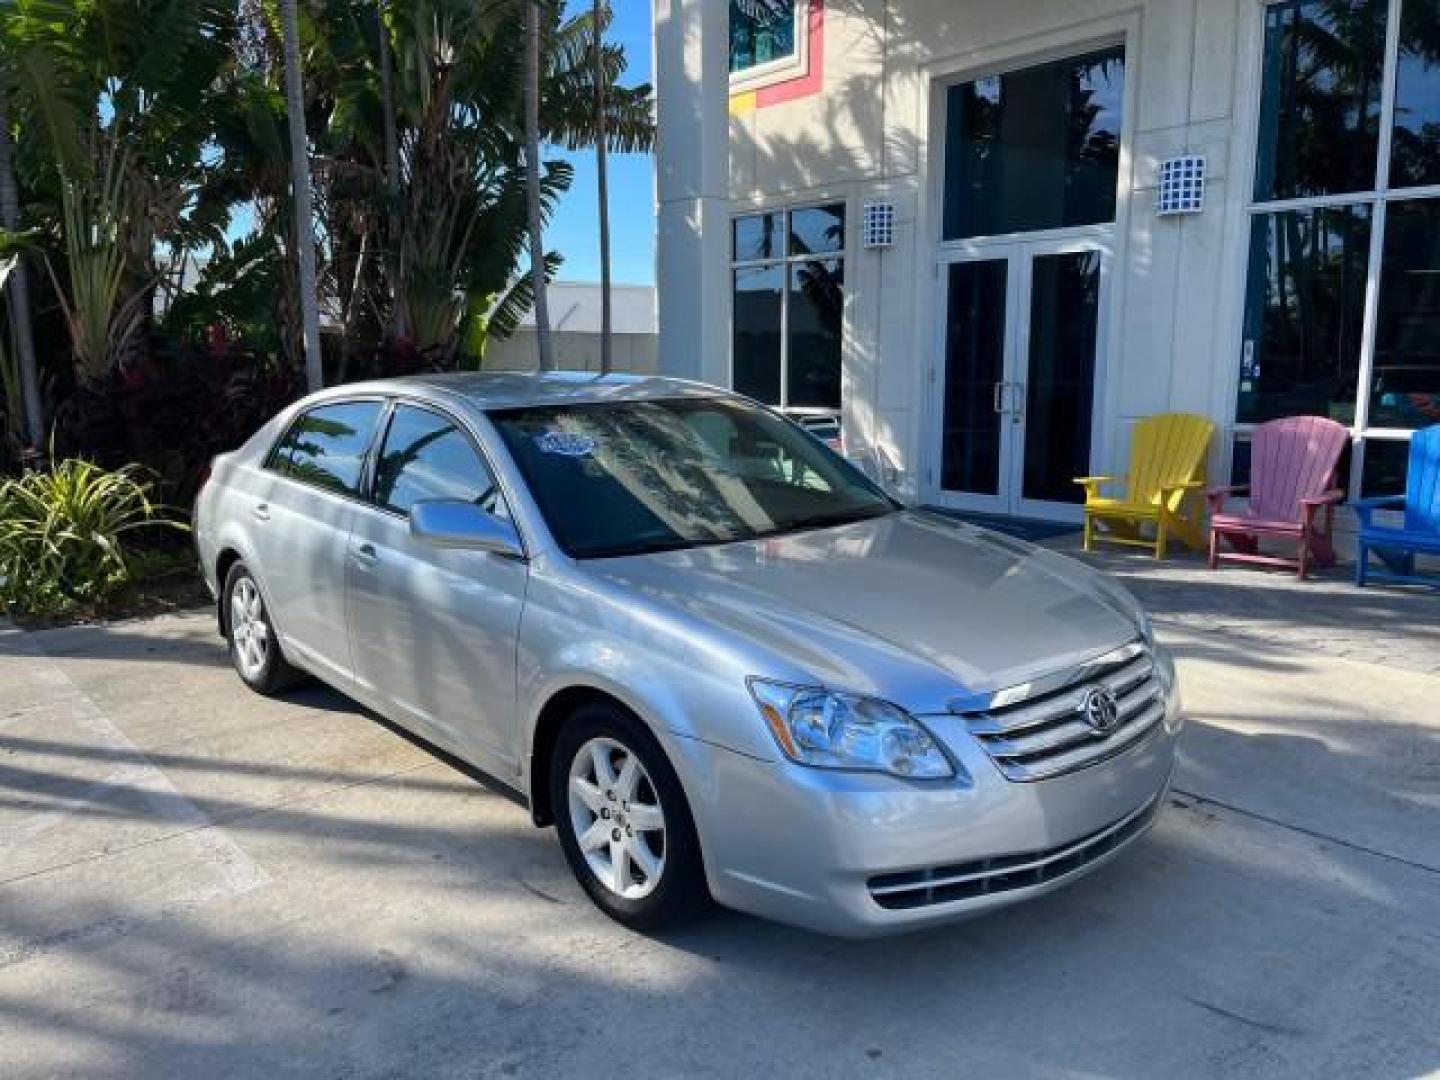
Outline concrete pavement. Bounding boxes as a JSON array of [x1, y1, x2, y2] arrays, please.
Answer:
[[1, 586, 1438, 1079]]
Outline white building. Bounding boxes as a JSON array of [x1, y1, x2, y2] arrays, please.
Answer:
[[653, 0, 1440, 524], [484, 282, 659, 373]]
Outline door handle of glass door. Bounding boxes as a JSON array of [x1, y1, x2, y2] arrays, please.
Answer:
[[994, 382, 1007, 414], [1011, 384, 1026, 423]]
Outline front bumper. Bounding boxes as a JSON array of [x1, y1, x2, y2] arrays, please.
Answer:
[[683, 707, 1180, 938]]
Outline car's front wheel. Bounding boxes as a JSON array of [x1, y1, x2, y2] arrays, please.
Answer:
[[223, 561, 302, 695], [551, 703, 710, 931]]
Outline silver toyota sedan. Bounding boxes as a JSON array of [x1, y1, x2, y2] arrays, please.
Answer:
[[194, 372, 1181, 937]]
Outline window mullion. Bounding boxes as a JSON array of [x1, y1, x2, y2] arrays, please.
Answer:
[[1246, 191, 1378, 216], [1354, 197, 1387, 443], [1353, 0, 1402, 495], [780, 229, 791, 410], [1375, 0, 1403, 196], [783, 257, 794, 414]]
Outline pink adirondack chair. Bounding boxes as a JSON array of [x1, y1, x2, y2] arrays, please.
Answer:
[[1207, 416, 1349, 579]]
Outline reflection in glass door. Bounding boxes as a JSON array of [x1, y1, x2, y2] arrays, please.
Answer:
[[1021, 251, 1102, 506], [940, 260, 1010, 507], [934, 244, 1105, 519]]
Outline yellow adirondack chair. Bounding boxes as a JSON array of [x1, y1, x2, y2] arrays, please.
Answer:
[[1075, 413, 1215, 559]]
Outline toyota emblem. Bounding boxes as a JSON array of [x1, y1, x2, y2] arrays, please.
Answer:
[[1082, 687, 1121, 734]]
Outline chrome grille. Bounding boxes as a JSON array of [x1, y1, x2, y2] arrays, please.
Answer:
[[956, 643, 1165, 782], [867, 795, 1161, 911]]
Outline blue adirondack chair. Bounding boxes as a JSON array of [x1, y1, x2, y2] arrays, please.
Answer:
[[1354, 425, 1440, 590]]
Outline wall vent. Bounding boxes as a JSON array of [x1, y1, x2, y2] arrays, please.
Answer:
[[862, 201, 896, 248], [1157, 155, 1206, 216]]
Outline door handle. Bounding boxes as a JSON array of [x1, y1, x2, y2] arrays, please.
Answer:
[[1011, 383, 1026, 423], [353, 543, 378, 565], [993, 382, 1007, 415], [252, 503, 270, 522]]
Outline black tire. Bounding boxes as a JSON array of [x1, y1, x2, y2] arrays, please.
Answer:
[[223, 561, 304, 695], [550, 702, 711, 932]]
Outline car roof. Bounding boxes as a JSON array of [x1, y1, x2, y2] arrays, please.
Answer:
[[307, 371, 729, 411]]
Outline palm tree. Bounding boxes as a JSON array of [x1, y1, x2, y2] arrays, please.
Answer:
[[0, 76, 44, 449], [524, 0, 555, 372], [279, 0, 325, 391], [375, 0, 404, 340], [592, 0, 611, 375], [5, 0, 247, 385]]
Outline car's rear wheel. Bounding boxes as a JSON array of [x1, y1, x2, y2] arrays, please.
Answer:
[[551, 703, 710, 931], [224, 561, 302, 695]]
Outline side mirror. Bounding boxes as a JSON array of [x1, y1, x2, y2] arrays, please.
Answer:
[[409, 500, 525, 559]]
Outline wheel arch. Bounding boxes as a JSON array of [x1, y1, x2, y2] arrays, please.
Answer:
[[215, 548, 245, 635], [528, 683, 671, 827]]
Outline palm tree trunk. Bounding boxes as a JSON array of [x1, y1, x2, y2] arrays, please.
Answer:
[[280, 0, 325, 392], [0, 79, 46, 450], [524, 0, 554, 372], [594, 0, 612, 375], [376, 1, 406, 340]]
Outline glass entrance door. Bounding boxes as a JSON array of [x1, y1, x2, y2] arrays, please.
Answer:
[[934, 241, 1107, 520], [938, 258, 1014, 514]]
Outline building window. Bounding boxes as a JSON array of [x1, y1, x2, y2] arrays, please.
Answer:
[[730, 1, 799, 75], [732, 204, 845, 411], [1239, 0, 1440, 493], [942, 46, 1127, 241]]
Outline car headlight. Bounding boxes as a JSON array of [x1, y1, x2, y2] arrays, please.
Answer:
[[747, 680, 957, 779]]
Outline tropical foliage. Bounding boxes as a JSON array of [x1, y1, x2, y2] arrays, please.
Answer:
[[0, 455, 184, 615], [0, 0, 652, 481]]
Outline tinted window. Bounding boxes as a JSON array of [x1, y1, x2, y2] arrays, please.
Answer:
[[1361, 437, 1414, 498], [1372, 200, 1440, 428], [1023, 251, 1102, 504], [943, 47, 1126, 240], [1239, 205, 1372, 424], [941, 260, 1008, 496], [372, 404, 502, 517], [730, 0, 796, 73], [733, 265, 785, 403], [789, 205, 845, 256], [489, 397, 894, 559], [734, 213, 783, 261], [787, 259, 844, 408], [731, 203, 847, 411], [272, 401, 382, 496], [1254, 0, 1387, 201], [1392, 0, 1440, 188]]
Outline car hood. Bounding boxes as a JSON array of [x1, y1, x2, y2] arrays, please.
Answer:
[[585, 510, 1141, 713]]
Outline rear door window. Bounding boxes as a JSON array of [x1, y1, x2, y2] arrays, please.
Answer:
[[270, 401, 383, 496]]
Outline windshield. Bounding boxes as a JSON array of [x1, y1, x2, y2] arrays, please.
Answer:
[[489, 397, 897, 559]]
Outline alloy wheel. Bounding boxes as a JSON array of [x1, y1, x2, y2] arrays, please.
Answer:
[[230, 577, 270, 681], [567, 737, 667, 900]]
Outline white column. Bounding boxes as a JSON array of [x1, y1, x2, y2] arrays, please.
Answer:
[[654, 0, 730, 385]]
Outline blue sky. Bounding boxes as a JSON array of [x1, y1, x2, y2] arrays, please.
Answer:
[[549, 2, 656, 285]]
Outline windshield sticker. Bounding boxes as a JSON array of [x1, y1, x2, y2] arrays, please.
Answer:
[[534, 431, 598, 457]]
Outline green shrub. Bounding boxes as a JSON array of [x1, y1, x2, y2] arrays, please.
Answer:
[[0, 458, 186, 616]]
